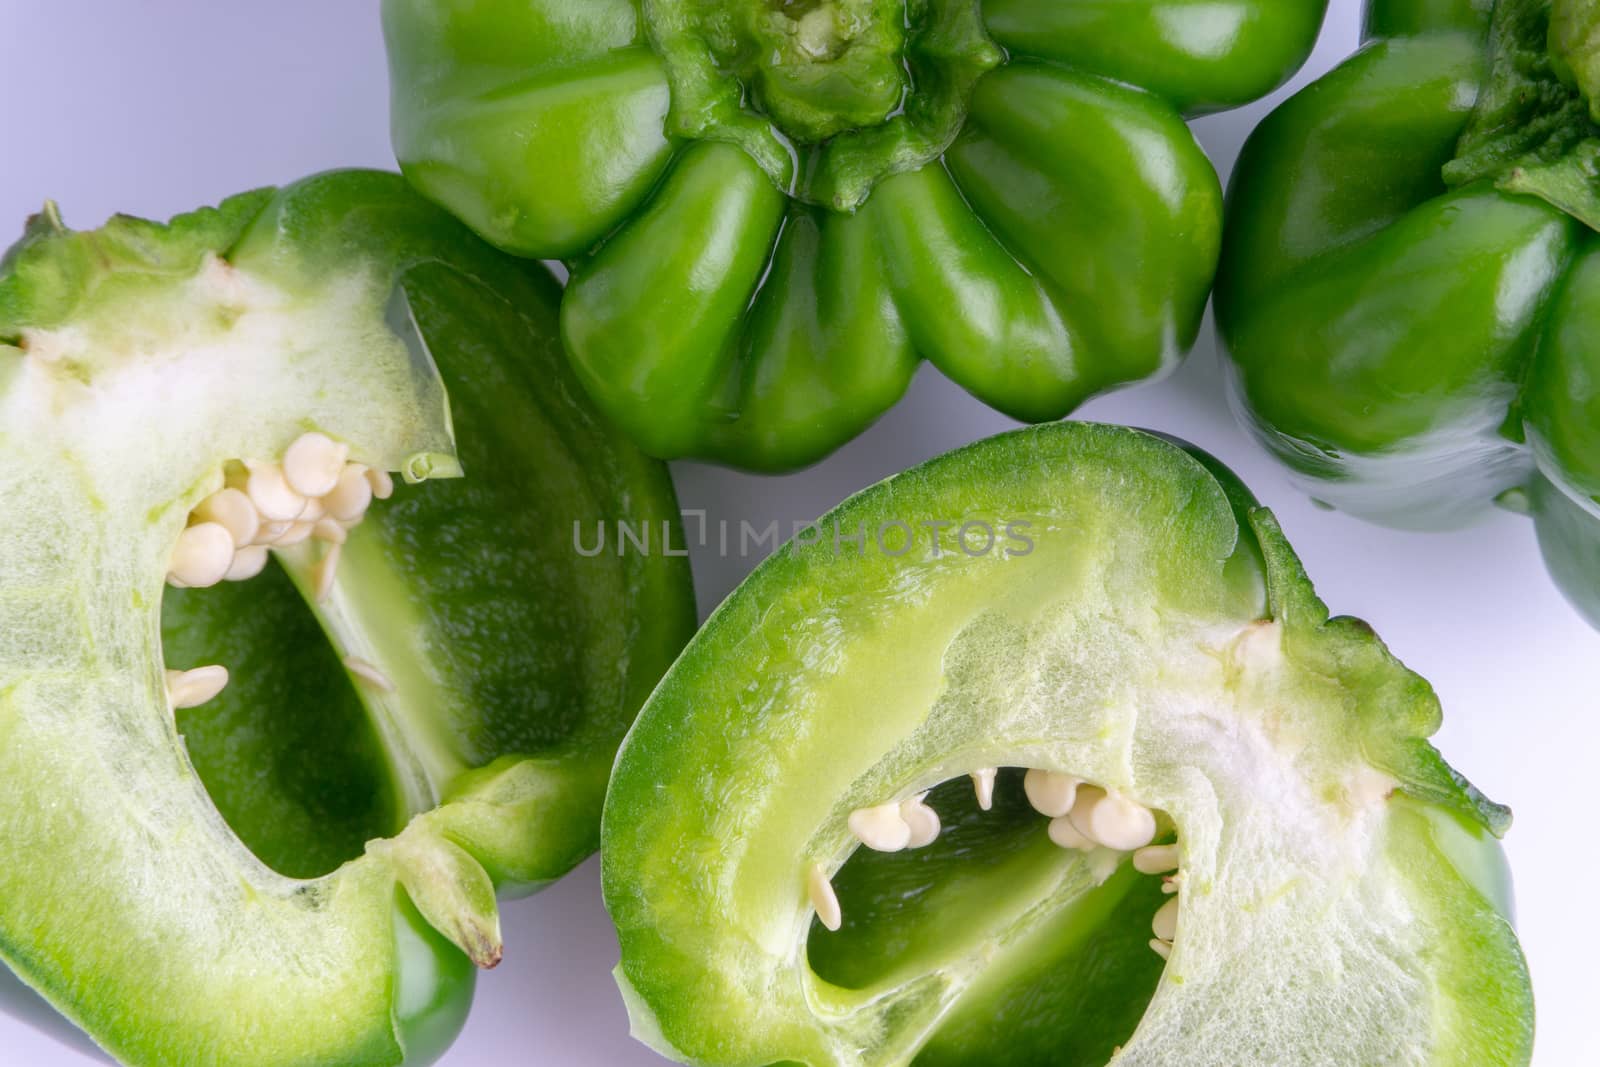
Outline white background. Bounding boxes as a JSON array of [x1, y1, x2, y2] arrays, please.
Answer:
[[0, 1, 1594, 1064]]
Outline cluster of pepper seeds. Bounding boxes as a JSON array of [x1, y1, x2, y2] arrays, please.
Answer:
[[809, 769, 1182, 962], [163, 432, 393, 711]]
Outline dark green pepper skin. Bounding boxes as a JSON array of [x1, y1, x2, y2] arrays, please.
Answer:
[[1216, 0, 1600, 628], [384, 0, 1329, 471]]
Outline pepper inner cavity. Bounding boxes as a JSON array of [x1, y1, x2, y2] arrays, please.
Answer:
[[805, 768, 1180, 1052], [820, 769, 1180, 955], [158, 432, 406, 878]]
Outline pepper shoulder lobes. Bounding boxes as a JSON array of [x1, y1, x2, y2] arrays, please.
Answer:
[[384, 0, 1329, 471], [1217, 0, 1600, 627]]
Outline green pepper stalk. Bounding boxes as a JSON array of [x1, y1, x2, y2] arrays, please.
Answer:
[[1217, 0, 1600, 629], [383, 0, 1329, 472], [0, 170, 696, 1066], [602, 423, 1531, 1066]]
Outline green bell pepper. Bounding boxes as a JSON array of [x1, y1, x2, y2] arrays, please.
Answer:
[[0, 170, 696, 1066], [601, 422, 1532, 1066], [1217, 0, 1600, 628], [382, 0, 1329, 471]]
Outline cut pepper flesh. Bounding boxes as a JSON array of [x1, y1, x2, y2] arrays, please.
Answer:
[[0, 170, 695, 1067], [602, 423, 1531, 1066]]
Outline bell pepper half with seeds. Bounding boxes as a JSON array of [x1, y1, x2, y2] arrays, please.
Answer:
[[383, 0, 1329, 471], [1217, 0, 1600, 629], [0, 170, 696, 1067], [603, 423, 1532, 1066]]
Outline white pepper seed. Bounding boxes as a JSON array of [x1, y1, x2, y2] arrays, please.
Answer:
[[169, 523, 235, 588], [193, 488, 259, 548], [224, 544, 269, 582], [971, 768, 997, 811], [1023, 769, 1081, 818], [165, 665, 229, 709], [900, 794, 940, 848], [848, 802, 912, 852], [1047, 815, 1095, 851], [1077, 789, 1158, 852], [365, 466, 395, 500], [283, 432, 349, 498], [245, 462, 308, 521], [1152, 897, 1180, 942], [272, 521, 315, 547], [313, 543, 342, 603], [326, 465, 374, 523], [252, 520, 292, 545], [1064, 786, 1109, 847], [1134, 844, 1180, 876], [313, 517, 348, 544], [807, 863, 842, 932]]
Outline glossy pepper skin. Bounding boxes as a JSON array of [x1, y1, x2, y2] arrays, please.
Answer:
[[1217, 0, 1600, 628], [602, 422, 1531, 1066], [383, 0, 1329, 472], [0, 170, 696, 1066]]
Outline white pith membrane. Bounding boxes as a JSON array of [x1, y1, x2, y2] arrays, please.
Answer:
[[677, 615, 1453, 1067], [0, 252, 477, 1058]]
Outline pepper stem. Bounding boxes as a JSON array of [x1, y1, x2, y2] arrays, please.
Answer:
[[749, 0, 907, 143]]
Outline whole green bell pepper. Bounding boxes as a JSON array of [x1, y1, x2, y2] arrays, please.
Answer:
[[0, 170, 696, 1066], [383, 0, 1329, 472], [1217, 0, 1600, 628], [602, 422, 1531, 1065]]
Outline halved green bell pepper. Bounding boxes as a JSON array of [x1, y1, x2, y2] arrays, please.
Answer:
[[602, 422, 1531, 1066], [1217, 0, 1600, 628], [0, 170, 696, 1066], [383, 0, 1329, 471]]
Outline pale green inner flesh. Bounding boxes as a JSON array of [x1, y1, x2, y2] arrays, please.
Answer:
[[786, 618, 1428, 1067], [620, 501, 1483, 1067], [0, 263, 460, 1063]]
